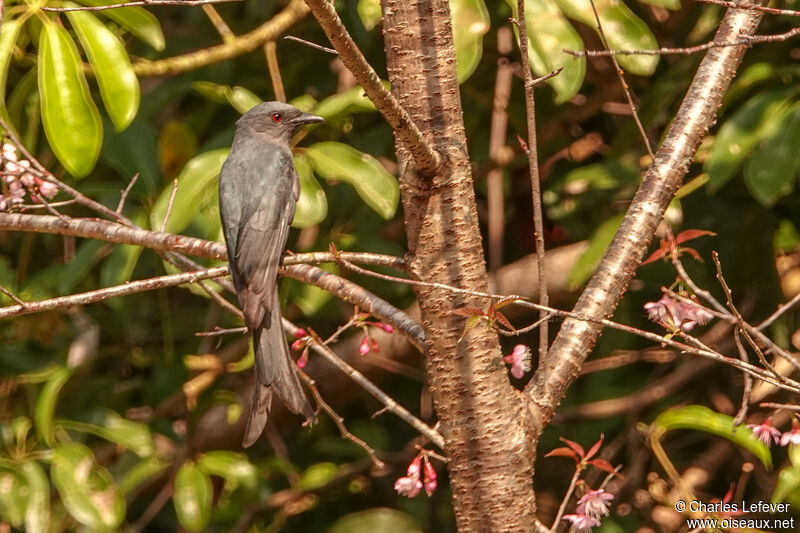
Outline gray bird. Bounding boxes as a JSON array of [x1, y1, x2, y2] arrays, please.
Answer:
[[219, 101, 323, 447]]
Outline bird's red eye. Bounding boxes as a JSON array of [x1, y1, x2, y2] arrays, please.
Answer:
[[271, 113, 282, 122]]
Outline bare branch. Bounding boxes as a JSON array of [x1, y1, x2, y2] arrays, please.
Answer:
[[284, 35, 337, 55], [303, 0, 441, 176], [116, 173, 140, 214], [41, 0, 240, 12], [695, 0, 800, 16], [757, 289, 800, 330], [159, 178, 179, 232]]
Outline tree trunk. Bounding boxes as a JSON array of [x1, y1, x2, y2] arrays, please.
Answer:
[[380, 1, 537, 530]]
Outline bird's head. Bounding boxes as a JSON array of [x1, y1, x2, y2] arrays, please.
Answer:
[[236, 101, 324, 143]]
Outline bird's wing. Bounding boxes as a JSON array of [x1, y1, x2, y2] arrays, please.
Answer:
[[221, 146, 297, 329]]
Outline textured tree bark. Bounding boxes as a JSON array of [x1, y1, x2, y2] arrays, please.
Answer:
[[380, 1, 537, 530]]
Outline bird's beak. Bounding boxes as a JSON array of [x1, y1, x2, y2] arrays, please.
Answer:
[[291, 112, 324, 125]]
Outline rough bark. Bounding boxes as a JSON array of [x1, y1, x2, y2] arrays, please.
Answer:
[[380, 0, 536, 530]]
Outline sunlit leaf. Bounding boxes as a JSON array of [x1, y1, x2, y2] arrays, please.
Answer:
[[652, 405, 772, 469], [743, 103, 800, 206], [150, 148, 229, 234], [706, 87, 796, 192], [0, 466, 27, 527], [228, 86, 262, 114], [51, 443, 125, 531], [21, 461, 49, 533], [76, 0, 165, 50], [299, 462, 338, 491], [450, 0, 490, 82], [197, 451, 257, 488], [39, 21, 102, 177], [67, 6, 140, 131], [174, 460, 212, 533], [567, 213, 624, 289], [506, 0, 585, 103], [306, 142, 399, 219], [357, 0, 382, 30], [327, 508, 423, 533], [554, 0, 658, 75], [59, 409, 154, 457], [0, 18, 22, 117], [773, 465, 800, 504], [34, 366, 71, 447], [313, 85, 377, 119], [293, 153, 328, 227]]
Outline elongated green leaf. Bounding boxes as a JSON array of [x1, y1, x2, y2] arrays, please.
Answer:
[[197, 451, 257, 488], [299, 462, 338, 491], [150, 148, 229, 234], [39, 22, 102, 177], [743, 103, 800, 206], [567, 213, 623, 289], [0, 19, 22, 114], [451, 0, 489, 82], [652, 405, 772, 469], [58, 409, 154, 457], [75, 0, 165, 50], [119, 457, 169, 494], [306, 142, 399, 219], [293, 153, 328, 228], [174, 460, 212, 533], [35, 366, 71, 447], [67, 6, 140, 131], [773, 465, 800, 504], [706, 87, 796, 192], [228, 86, 262, 114], [505, 0, 585, 103], [358, 0, 382, 30], [51, 443, 125, 531], [0, 466, 27, 527], [21, 461, 49, 533], [554, 0, 658, 75], [313, 85, 377, 120]]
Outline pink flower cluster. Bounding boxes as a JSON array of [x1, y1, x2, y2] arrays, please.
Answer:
[[394, 453, 437, 498], [503, 344, 531, 379], [358, 321, 394, 355], [291, 328, 311, 368], [644, 294, 713, 332], [563, 488, 614, 532], [747, 417, 800, 447], [1, 143, 57, 210]]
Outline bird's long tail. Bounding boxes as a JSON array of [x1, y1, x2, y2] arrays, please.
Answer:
[[243, 293, 315, 447]]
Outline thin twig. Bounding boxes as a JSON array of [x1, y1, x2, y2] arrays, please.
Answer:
[[299, 370, 386, 468], [195, 326, 248, 337], [757, 290, 800, 330], [283, 318, 445, 449], [18, 199, 79, 212], [303, 0, 441, 176], [695, 0, 800, 16], [732, 329, 752, 426], [159, 178, 179, 233], [564, 27, 800, 58], [116, 173, 140, 214], [41, 0, 240, 12], [284, 35, 338, 55], [760, 402, 800, 411], [0, 284, 26, 306], [551, 466, 583, 530], [672, 254, 728, 314], [513, 5, 550, 361], [202, 3, 235, 42], [264, 41, 286, 102]]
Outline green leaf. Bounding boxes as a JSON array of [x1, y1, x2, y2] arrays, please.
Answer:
[[150, 148, 230, 234], [59, 409, 154, 457], [773, 464, 800, 504], [450, 0, 490, 82], [554, 0, 658, 75], [7, 68, 37, 130], [67, 6, 140, 131], [39, 21, 102, 177], [505, 0, 585, 103], [313, 85, 377, 120], [652, 405, 772, 469], [292, 153, 328, 228], [706, 87, 796, 192], [51, 442, 125, 531], [21, 461, 50, 533], [196, 451, 257, 489], [228, 86, 262, 114], [327, 508, 423, 533], [566, 212, 623, 289], [119, 457, 169, 495], [0, 19, 22, 115], [35, 366, 72, 447], [0, 466, 28, 527], [174, 460, 212, 533], [358, 0, 382, 30], [306, 142, 399, 219], [560, 160, 639, 192], [299, 462, 338, 491], [743, 103, 800, 206], [76, 0, 165, 50]]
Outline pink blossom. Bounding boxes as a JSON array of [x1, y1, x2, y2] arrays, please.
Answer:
[[423, 459, 437, 496], [291, 338, 305, 351], [2, 143, 18, 162], [359, 336, 370, 355], [644, 295, 713, 331], [503, 344, 531, 378], [293, 328, 307, 339], [747, 418, 781, 446], [576, 489, 614, 519], [780, 428, 800, 447], [381, 323, 394, 333], [394, 475, 422, 497], [296, 348, 309, 369], [562, 513, 601, 532]]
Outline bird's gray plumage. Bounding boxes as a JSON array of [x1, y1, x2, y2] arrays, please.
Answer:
[[219, 101, 323, 447]]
